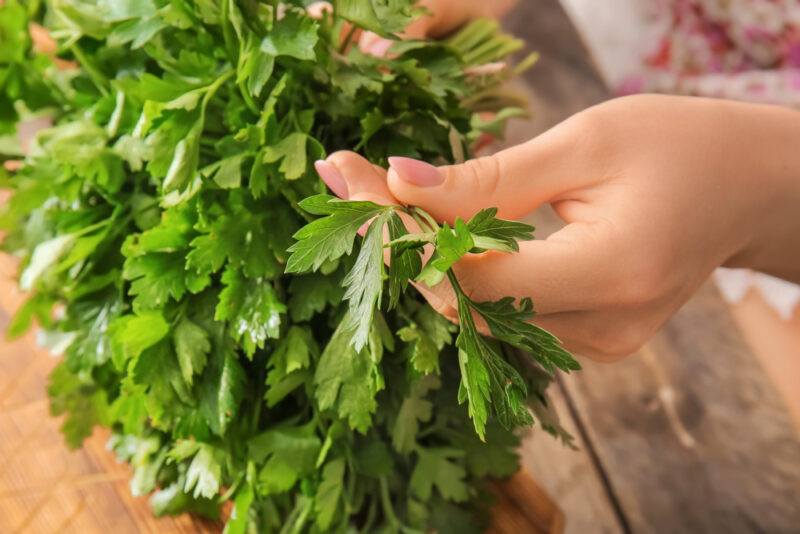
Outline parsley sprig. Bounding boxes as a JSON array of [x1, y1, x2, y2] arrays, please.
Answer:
[[287, 195, 580, 439]]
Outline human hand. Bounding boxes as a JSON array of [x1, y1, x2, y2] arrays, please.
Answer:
[[315, 95, 800, 361]]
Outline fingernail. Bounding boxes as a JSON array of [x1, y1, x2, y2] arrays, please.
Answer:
[[315, 160, 349, 199], [306, 1, 332, 19], [388, 157, 443, 187], [359, 31, 380, 50], [367, 37, 393, 57]]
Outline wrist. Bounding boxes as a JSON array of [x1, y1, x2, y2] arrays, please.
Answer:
[[724, 103, 800, 283]]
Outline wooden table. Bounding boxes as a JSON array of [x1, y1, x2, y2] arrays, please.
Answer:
[[507, 2, 800, 533]]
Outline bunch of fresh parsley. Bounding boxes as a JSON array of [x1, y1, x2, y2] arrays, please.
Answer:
[[0, 0, 578, 532]]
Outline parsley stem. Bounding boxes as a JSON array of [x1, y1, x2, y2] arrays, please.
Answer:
[[378, 476, 401, 531], [201, 70, 235, 110], [220, 0, 238, 64], [238, 78, 260, 115], [69, 44, 109, 97], [411, 206, 440, 232]]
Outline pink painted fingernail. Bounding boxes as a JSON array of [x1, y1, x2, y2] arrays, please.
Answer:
[[359, 31, 380, 51], [367, 37, 393, 57], [315, 160, 349, 199], [388, 157, 443, 187]]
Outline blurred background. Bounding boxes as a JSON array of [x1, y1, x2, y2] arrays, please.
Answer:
[[1, 0, 799, 533]]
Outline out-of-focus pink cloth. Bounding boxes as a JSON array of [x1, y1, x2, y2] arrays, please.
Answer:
[[619, 0, 800, 108]]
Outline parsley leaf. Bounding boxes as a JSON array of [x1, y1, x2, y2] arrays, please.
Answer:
[[285, 195, 390, 273]]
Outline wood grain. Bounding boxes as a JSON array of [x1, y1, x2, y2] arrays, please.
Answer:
[[563, 284, 800, 534], [0, 254, 220, 534]]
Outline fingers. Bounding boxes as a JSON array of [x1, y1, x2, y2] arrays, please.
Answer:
[[386, 124, 594, 224], [317, 151, 396, 205]]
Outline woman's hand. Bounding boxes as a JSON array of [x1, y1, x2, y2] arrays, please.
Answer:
[[315, 95, 800, 361]]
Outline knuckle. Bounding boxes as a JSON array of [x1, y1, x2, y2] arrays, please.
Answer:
[[446, 154, 502, 197], [563, 107, 607, 156]]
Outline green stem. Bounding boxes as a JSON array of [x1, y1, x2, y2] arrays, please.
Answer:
[[238, 77, 260, 114], [220, 0, 238, 63], [69, 43, 109, 96], [218, 475, 242, 503], [378, 477, 401, 532], [411, 206, 440, 232], [202, 69, 235, 111]]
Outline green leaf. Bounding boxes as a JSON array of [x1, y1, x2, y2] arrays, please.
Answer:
[[315, 458, 345, 530], [417, 219, 473, 286], [197, 343, 246, 436], [163, 114, 203, 192], [285, 196, 389, 273], [265, 326, 316, 407], [432, 219, 474, 272], [314, 318, 384, 433], [239, 35, 275, 98], [287, 274, 344, 322], [470, 297, 581, 374], [261, 11, 318, 61], [204, 153, 247, 189], [354, 439, 394, 477], [410, 448, 469, 502], [386, 212, 422, 309], [108, 312, 170, 370], [215, 267, 286, 357], [342, 211, 389, 351], [333, 0, 415, 35], [392, 375, 439, 453], [173, 316, 211, 385], [262, 132, 307, 180], [467, 208, 535, 252], [248, 424, 320, 494]]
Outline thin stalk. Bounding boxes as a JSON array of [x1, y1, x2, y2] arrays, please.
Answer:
[[202, 69, 235, 110], [378, 477, 401, 532], [69, 44, 109, 96], [411, 206, 440, 232], [220, 0, 238, 63]]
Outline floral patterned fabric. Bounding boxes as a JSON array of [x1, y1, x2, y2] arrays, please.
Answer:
[[619, 0, 800, 108], [618, 0, 800, 319]]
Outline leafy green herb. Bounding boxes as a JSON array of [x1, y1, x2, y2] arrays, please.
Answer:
[[1, 1, 575, 531], [288, 196, 580, 438]]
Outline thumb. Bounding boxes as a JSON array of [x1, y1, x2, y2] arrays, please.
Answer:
[[386, 133, 586, 223]]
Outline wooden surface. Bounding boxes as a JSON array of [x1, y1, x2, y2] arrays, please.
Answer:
[[0, 253, 220, 534], [506, 2, 800, 534]]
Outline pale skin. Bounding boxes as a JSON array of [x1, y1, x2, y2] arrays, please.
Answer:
[[314, 1, 800, 362]]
